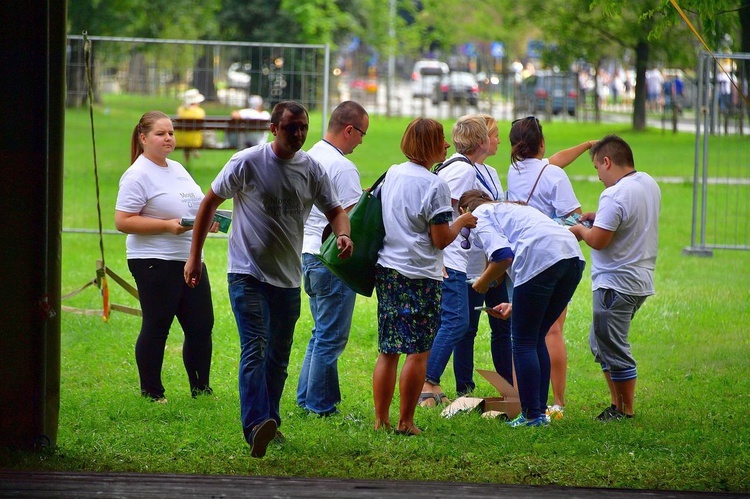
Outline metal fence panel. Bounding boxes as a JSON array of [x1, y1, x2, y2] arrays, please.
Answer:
[[66, 36, 330, 132], [684, 52, 750, 256]]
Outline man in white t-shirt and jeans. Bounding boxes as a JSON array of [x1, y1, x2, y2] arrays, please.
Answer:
[[297, 101, 369, 416], [570, 135, 660, 421], [185, 101, 353, 458]]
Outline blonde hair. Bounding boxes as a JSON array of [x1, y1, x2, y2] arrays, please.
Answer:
[[476, 113, 498, 136], [451, 115, 488, 154]]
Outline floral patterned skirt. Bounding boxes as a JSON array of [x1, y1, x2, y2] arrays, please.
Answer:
[[374, 265, 442, 354]]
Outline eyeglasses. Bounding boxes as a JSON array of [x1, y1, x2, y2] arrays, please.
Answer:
[[349, 124, 367, 137], [460, 226, 471, 250]]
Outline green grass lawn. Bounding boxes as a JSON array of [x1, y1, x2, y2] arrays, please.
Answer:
[[4, 94, 748, 493]]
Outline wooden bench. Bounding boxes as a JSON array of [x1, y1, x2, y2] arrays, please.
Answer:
[[171, 116, 271, 151]]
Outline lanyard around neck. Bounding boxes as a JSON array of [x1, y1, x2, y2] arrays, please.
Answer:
[[322, 139, 344, 156], [474, 163, 499, 200]]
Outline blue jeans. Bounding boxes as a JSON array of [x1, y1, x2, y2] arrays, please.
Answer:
[[454, 278, 512, 395], [511, 258, 584, 420], [227, 273, 301, 443], [296, 254, 357, 415], [425, 268, 468, 387]]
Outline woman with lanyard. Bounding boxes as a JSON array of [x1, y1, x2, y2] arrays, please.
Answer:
[[418, 114, 493, 407], [452, 114, 514, 396]]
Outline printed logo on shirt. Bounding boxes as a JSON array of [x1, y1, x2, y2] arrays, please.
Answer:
[[265, 197, 303, 217]]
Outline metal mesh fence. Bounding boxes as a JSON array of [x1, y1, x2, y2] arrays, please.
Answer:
[[66, 35, 330, 120], [684, 52, 750, 256]]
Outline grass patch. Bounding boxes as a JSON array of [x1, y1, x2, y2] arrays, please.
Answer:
[[3, 94, 748, 493]]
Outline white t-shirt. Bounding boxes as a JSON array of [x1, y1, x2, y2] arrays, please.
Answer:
[[377, 161, 453, 280], [438, 153, 502, 273], [235, 108, 271, 147], [302, 140, 362, 255], [211, 143, 340, 288], [591, 171, 660, 296], [466, 162, 505, 279], [115, 155, 204, 261], [506, 157, 580, 218], [472, 201, 584, 287]]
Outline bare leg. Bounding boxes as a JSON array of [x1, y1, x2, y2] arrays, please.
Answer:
[[373, 352, 399, 430], [398, 351, 429, 434], [613, 378, 636, 416], [545, 307, 568, 407], [603, 371, 617, 406]]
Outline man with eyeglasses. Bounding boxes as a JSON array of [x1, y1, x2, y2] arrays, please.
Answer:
[[297, 101, 370, 417], [185, 100, 353, 458]]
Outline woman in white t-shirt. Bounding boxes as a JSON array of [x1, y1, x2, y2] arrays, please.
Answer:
[[115, 110, 219, 403], [373, 118, 476, 436], [454, 114, 513, 395], [505, 116, 595, 418], [459, 189, 585, 427]]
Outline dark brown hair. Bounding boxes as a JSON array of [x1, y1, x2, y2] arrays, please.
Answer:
[[590, 134, 635, 168], [509, 116, 543, 168], [328, 100, 368, 133], [131, 110, 171, 163], [270, 100, 309, 126]]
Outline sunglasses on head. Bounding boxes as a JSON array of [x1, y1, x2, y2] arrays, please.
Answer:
[[512, 116, 540, 129]]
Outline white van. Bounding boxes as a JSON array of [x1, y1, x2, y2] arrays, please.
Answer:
[[411, 60, 449, 98]]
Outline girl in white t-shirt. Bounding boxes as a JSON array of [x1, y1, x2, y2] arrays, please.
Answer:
[[115, 110, 219, 403], [373, 118, 476, 436], [459, 189, 585, 427], [505, 116, 596, 417]]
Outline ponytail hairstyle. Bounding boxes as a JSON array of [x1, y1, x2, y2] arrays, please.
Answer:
[[458, 189, 495, 214], [131, 110, 171, 163], [509, 116, 543, 169]]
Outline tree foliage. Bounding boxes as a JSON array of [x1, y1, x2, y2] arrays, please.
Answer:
[[67, 0, 221, 40], [279, 0, 355, 47]]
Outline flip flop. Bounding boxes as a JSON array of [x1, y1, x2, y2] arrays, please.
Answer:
[[418, 392, 441, 408], [437, 392, 451, 405]]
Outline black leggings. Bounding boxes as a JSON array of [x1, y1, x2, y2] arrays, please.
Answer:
[[128, 259, 214, 399]]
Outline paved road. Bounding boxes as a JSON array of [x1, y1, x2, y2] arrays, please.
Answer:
[[1, 471, 744, 498]]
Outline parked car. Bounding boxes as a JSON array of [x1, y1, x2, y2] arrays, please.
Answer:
[[516, 71, 578, 116], [432, 71, 479, 106], [411, 59, 449, 98]]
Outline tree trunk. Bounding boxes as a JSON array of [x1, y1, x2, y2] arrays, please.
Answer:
[[193, 51, 217, 102], [632, 39, 649, 131], [66, 38, 87, 108]]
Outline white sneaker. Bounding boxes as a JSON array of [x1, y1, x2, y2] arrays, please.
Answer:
[[546, 404, 564, 420]]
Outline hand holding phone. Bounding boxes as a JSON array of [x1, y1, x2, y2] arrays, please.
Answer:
[[473, 306, 494, 312]]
